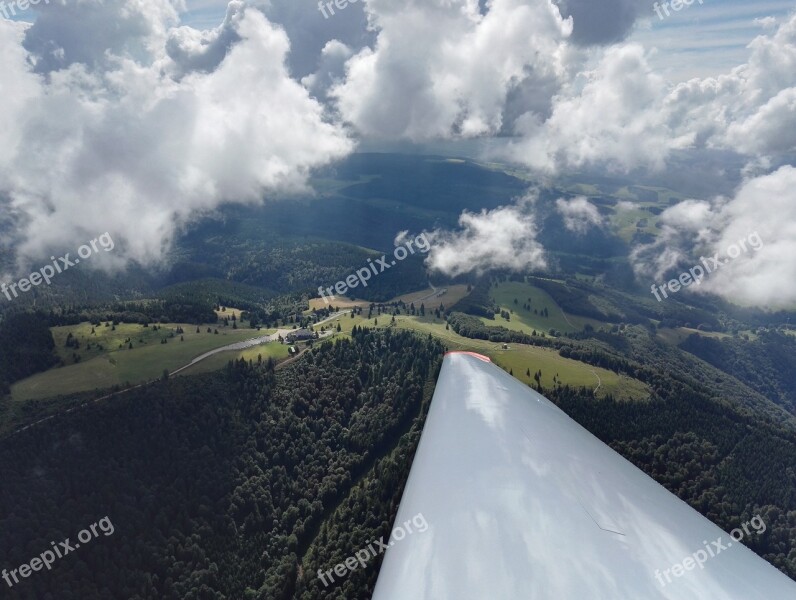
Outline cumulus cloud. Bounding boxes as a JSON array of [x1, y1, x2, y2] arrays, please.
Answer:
[[724, 87, 796, 155], [631, 166, 796, 308], [696, 166, 796, 307], [424, 194, 547, 277], [261, 0, 374, 78], [508, 43, 679, 172], [0, 4, 353, 272], [630, 199, 716, 280], [555, 196, 603, 233], [22, 0, 181, 74], [164, 0, 245, 78], [315, 2, 796, 177], [616, 200, 639, 211], [301, 39, 354, 102], [499, 12, 796, 174], [662, 13, 796, 157], [332, 0, 574, 140], [553, 0, 646, 46]]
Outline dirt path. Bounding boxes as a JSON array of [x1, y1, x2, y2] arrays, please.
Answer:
[[170, 311, 345, 376], [591, 369, 602, 394], [560, 307, 576, 329]]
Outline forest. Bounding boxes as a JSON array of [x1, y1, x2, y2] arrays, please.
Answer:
[[0, 329, 444, 599], [680, 331, 796, 415], [0, 312, 58, 394], [1, 324, 795, 599]]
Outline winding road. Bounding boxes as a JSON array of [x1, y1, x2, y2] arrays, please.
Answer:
[[169, 310, 347, 376], [7, 311, 348, 439]]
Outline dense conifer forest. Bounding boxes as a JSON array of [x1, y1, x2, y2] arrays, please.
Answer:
[[1, 326, 794, 598], [0, 330, 443, 599]]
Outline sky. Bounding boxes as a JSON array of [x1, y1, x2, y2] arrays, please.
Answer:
[[176, 0, 796, 81], [6, 0, 794, 80], [630, 0, 796, 80], [0, 0, 794, 308]]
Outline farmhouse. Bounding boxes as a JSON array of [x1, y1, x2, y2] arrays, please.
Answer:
[[287, 328, 315, 342]]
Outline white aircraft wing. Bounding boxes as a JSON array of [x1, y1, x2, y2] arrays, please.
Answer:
[[371, 351, 796, 600]]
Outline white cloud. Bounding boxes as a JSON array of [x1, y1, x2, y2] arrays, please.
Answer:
[[503, 12, 796, 173], [616, 200, 639, 211], [320, 4, 796, 175], [332, 0, 574, 140], [631, 166, 796, 308], [724, 87, 796, 155], [164, 0, 245, 78], [555, 196, 603, 233], [301, 39, 354, 102], [754, 16, 779, 30], [22, 0, 182, 74], [697, 166, 796, 307], [508, 43, 681, 172], [0, 5, 353, 272], [553, 0, 648, 46], [663, 12, 796, 157], [630, 198, 716, 280], [425, 194, 547, 277]]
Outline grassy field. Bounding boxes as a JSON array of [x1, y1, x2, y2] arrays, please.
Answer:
[[326, 311, 648, 401], [392, 284, 470, 311], [482, 281, 604, 335], [51, 321, 266, 365], [215, 307, 246, 321], [13, 323, 274, 401], [308, 284, 470, 312], [308, 296, 364, 311], [656, 327, 733, 346], [174, 342, 291, 376], [396, 315, 648, 401], [610, 203, 661, 243], [13, 291, 646, 403]]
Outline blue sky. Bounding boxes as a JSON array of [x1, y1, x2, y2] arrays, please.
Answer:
[[182, 0, 234, 30], [629, 0, 796, 80]]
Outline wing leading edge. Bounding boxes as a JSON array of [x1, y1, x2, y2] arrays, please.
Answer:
[[371, 352, 796, 600]]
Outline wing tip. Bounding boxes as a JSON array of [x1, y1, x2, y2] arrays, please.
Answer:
[[444, 351, 491, 363]]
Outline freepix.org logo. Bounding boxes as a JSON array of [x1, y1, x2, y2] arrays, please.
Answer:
[[317, 0, 358, 19], [317, 513, 429, 588], [1, 232, 115, 302], [0, 0, 49, 20], [3, 516, 115, 590], [650, 231, 763, 302], [654, 515, 767, 588], [653, 0, 704, 21], [318, 233, 431, 305]]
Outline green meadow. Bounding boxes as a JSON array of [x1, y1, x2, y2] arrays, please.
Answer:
[[331, 311, 648, 402], [482, 281, 604, 335], [13, 322, 274, 401], [174, 342, 291, 376], [13, 296, 648, 403]]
